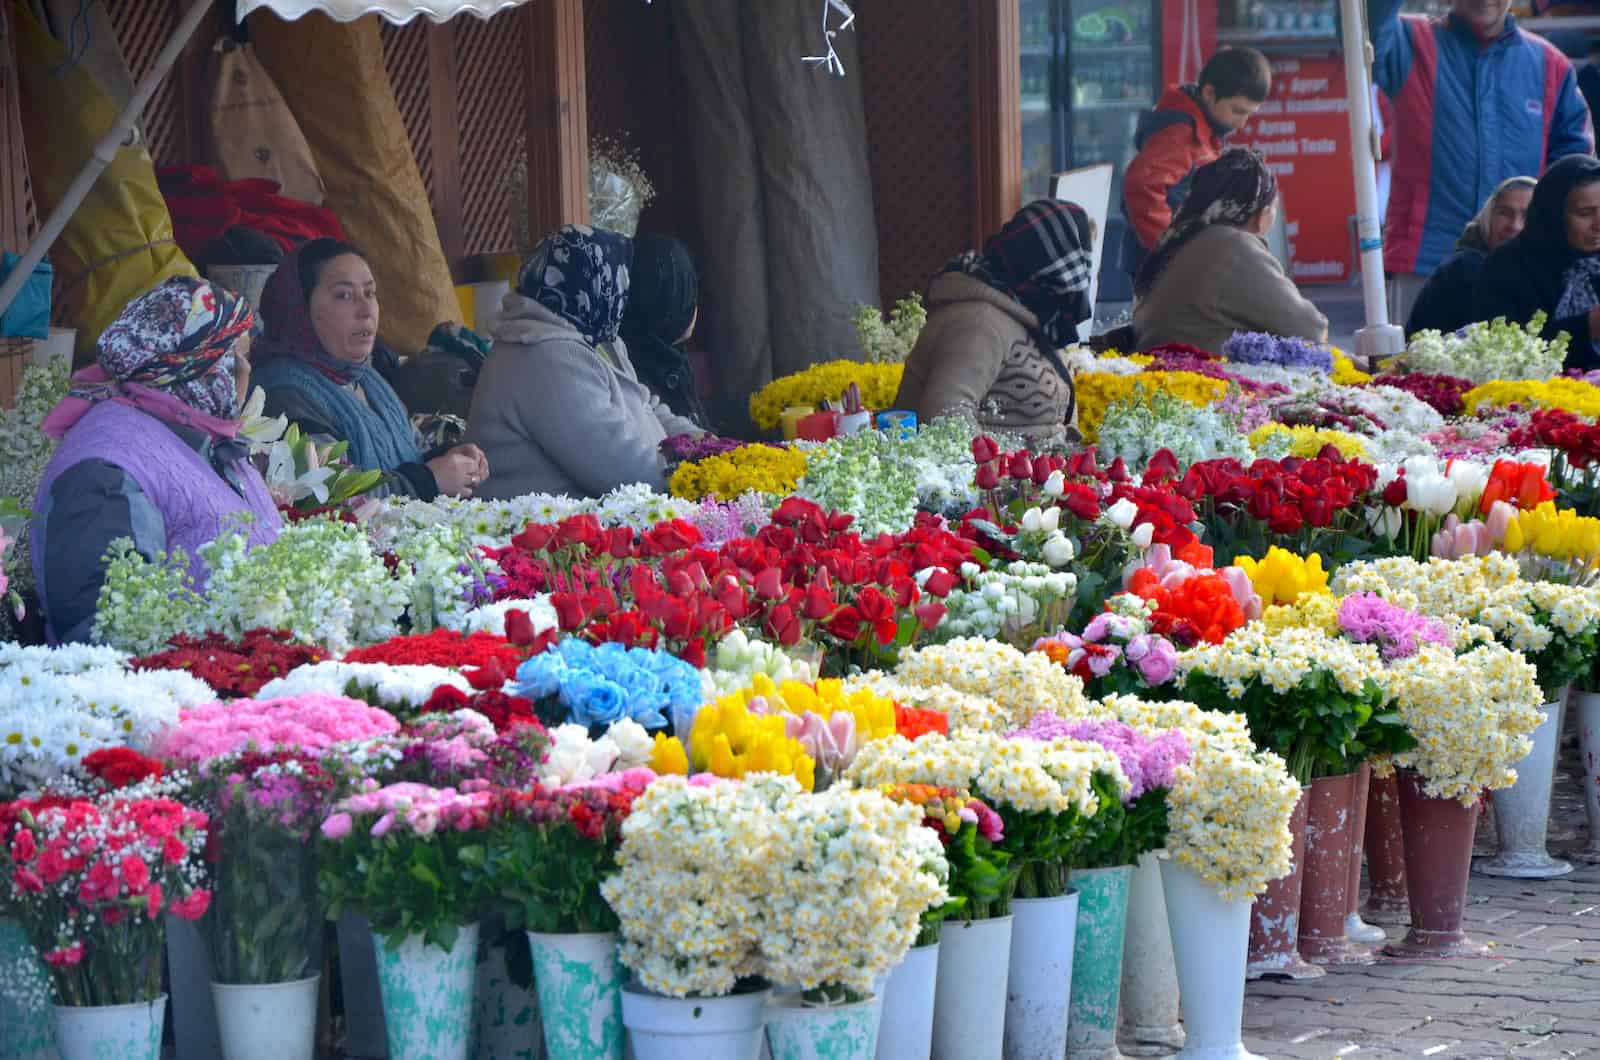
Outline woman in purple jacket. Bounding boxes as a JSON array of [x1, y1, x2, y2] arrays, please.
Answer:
[[31, 277, 282, 643]]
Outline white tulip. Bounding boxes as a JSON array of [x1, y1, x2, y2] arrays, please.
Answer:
[[1042, 470, 1066, 497], [1040, 506, 1062, 533], [1021, 507, 1044, 533], [1131, 522, 1155, 549], [1106, 498, 1138, 530]]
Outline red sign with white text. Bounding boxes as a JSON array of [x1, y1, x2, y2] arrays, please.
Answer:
[[1228, 55, 1356, 285]]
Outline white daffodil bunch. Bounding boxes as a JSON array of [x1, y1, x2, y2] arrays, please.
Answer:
[[1100, 692, 1297, 900], [894, 637, 1093, 730], [1164, 738, 1300, 901], [1378, 642, 1542, 805], [1100, 692, 1256, 756], [842, 673, 1011, 733], [756, 785, 948, 997], [1330, 554, 1524, 622], [843, 731, 1120, 822], [1176, 624, 1383, 701], [603, 775, 787, 998], [938, 560, 1077, 645]]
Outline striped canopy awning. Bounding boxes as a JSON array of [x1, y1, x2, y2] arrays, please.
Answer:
[[236, 0, 532, 24]]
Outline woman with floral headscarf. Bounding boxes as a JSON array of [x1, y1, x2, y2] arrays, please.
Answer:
[[31, 276, 281, 643], [253, 239, 488, 500], [895, 199, 1092, 442], [465, 225, 702, 499], [1131, 146, 1326, 354]]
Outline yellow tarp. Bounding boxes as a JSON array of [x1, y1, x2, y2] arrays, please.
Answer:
[[12, 1, 196, 364], [249, 10, 459, 354]]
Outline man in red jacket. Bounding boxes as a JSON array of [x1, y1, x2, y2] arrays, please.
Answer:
[[1119, 47, 1274, 283]]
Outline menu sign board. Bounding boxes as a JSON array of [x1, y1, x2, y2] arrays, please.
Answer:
[[1229, 54, 1357, 284]]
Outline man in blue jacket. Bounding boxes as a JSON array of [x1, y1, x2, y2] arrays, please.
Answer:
[[1370, 0, 1594, 324]]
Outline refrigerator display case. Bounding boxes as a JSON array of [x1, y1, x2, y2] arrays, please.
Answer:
[[1021, 0, 1162, 302]]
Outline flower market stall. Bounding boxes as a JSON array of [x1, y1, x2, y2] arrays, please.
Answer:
[[6, 306, 1600, 1060]]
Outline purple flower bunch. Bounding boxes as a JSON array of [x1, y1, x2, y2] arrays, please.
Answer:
[[1266, 393, 1388, 434], [1144, 347, 1290, 395], [688, 493, 775, 547], [661, 434, 766, 464], [1009, 713, 1191, 800], [1222, 331, 1334, 373], [1337, 592, 1452, 660]]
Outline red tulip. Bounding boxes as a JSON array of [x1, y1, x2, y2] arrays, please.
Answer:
[[754, 567, 786, 600], [975, 462, 1000, 490], [824, 605, 864, 644], [972, 436, 1000, 463], [766, 605, 802, 647], [1007, 452, 1034, 481], [802, 580, 838, 620], [914, 601, 948, 631]]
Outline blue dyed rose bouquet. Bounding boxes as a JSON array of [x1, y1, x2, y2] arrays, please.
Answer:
[[514, 639, 703, 735]]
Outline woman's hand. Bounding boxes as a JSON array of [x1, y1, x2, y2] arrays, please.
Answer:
[[427, 444, 490, 498]]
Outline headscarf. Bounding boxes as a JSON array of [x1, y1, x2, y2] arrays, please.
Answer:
[[517, 225, 633, 346], [1134, 146, 1278, 298], [42, 276, 253, 440], [618, 235, 710, 427], [1504, 154, 1600, 325], [943, 200, 1094, 349], [1456, 176, 1536, 254], [254, 240, 371, 386]]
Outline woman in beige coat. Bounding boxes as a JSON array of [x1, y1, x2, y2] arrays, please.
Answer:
[[894, 200, 1093, 443], [1131, 147, 1327, 353]]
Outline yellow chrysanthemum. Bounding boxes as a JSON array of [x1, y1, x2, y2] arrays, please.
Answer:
[[748, 360, 905, 431], [668, 443, 811, 501], [1248, 422, 1370, 461], [1074, 370, 1229, 443], [1462, 378, 1600, 419], [1329, 348, 1372, 385]]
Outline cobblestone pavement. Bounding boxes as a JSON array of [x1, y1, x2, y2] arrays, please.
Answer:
[[1227, 716, 1600, 1060]]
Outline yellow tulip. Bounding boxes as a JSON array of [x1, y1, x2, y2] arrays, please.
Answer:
[[1234, 547, 1330, 607], [650, 734, 689, 776]]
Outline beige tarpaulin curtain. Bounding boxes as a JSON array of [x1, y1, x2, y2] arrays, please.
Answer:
[[248, 9, 458, 353], [11, 1, 197, 362], [674, 0, 881, 425]]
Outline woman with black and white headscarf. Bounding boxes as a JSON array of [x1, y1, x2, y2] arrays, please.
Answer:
[[465, 225, 702, 500], [1131, 146, 1327, 354], [895, 199, 1093, 443]]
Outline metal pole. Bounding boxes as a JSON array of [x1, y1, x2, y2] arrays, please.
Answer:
[[0, 0, 213, 321], [1339, 0, 1404, 363]]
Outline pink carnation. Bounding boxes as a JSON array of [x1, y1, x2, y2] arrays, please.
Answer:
[[154, 694, 400, 763]]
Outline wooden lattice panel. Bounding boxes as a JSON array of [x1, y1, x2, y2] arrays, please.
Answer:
[[103, 0, 183, 167], [455, 12, 525, 256], [860, 0, 976, 304], [380, 20, 434, 196]]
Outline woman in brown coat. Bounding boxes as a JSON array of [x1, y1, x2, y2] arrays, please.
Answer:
[[894, 200, 1092, 443], [1131, 146, 1326, 353]]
